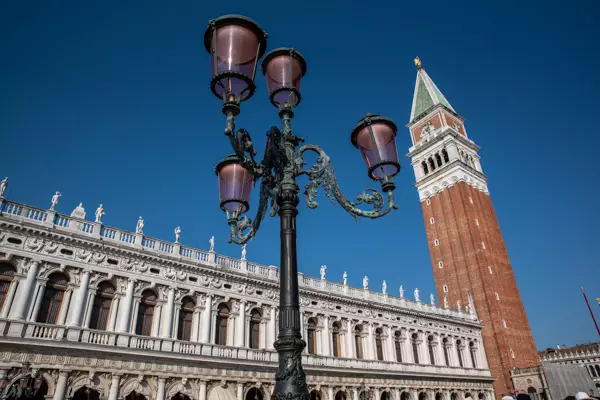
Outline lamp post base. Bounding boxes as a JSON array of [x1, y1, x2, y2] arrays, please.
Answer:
[[272, 336, 309, 400]]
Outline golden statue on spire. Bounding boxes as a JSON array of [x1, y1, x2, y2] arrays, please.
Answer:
[[414, 56, 423, 70]]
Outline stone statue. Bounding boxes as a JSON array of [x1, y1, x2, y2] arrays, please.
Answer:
[[414, 288, 420, 302], [399, 285, 404, 299], [209, 236, 215, 252], [95, 204, 105, 223], [443, 296, 449, 309], [0, 177, 7, 197], [343, 271, 347, 286], [457, 300, 461, 312], [174, 226, 181, 243], [50, 191, 61, 211], [136, 216, 144, 234], [320, 265, 327, 280], [382, 280, 387, 295], [241, 243, 247, 260], [363, 276, 369, 290], [430, 293, 435, 306]]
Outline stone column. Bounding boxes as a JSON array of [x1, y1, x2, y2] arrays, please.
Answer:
[[436, 336, 445, 366], [346, 322, 354, 358], [236, 383, 244, 400], [322, 315, 330, 356], [373, 389, 380, 400], [267, 306, 276, 349], [157, 378, 167, 400], [9, 260, 40, 320], [410, 390, 419, 400], [394, 389, 401, 400], [234, 300, 246, 347], [151, 302, 163, 337], [200, 295, 212, 343], [352, 388, 359, 400], [385, 330, 395, 362], [29, 282, 44, 321], [107, 296, 120, 331], [53, 371, 70, 400], [68, 270, 90, 327], [57, 285, 74, 325], [82, 291, 95, 329], [367, 323, 375, 360], [191, 305, 201, 342], [0, 278, 19, 318], [108, 374, 121, 400], [117, 279, 135, 333], [328, 387, 334, 400], [198, 382, 207, 400], [160, 288, 175, 338]]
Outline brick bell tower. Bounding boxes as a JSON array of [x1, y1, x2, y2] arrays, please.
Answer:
[[406, 57, 539, 397]]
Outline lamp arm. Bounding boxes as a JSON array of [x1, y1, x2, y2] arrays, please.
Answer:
[[226, 174, 277, 244], [294, 144, 397, 219]]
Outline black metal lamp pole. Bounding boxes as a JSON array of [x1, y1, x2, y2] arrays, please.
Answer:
[[204, 15, 401, 400]]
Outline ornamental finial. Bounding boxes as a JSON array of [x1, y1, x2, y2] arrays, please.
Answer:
[[414, 56, 423, 70]]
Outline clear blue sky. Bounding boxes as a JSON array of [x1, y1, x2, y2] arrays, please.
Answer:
[[1, 0, 598, 350]]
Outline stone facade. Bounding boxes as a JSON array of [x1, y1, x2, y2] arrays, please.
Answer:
[[406, 62, 539, 399], [0, 193, 494, 400]]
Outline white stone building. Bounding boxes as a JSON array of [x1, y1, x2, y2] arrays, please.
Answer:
[[0, 193, 494, 400]]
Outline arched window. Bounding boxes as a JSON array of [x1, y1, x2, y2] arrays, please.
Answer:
[[422, 161, 429, 175], [177, 296, 195, 341], [307, 318, 317, 354], [38, 272, 69, 324], [331, 321, 341, 357], [310, 391, 322, 400], [125, 391, 147, 400], [72, 387, 101, 400], [401, 393, 410, 400], [428, 158, 436, 172], [435, 153, 443, 167], [419, 393, 428, 400], [589, 365, 597, 377], [0, 263, 16, 312], [375, 328, 384, 360], [442, 338, 450, 366], [135, 290, 157, 336], [381, 392, 390, 400], [89, 281, 115, 331], [354, 325, 364, 359], [246, 388, 263, 400], [215, 303, 230, 345], [249, 308, 261, 349], [442, 149, 449, 163], [428, 335, 436, 365], [527, 387, 538, 400], [469, 341, 477, 368], [595, 364, 600, 377], [335, 391, 347, 400], [456, 340, 464, 367], [411, 333, 420, 364], [394, 331, 403, 362]]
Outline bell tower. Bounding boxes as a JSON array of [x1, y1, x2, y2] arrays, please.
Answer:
[[406, 57, 539, 398]]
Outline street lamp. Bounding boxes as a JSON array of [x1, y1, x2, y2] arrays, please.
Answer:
[[204, 15, 400, 400], [0, 362, 44, 400]]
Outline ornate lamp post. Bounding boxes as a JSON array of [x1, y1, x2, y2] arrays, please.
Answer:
[[0, 363, 44, 400], [204, 15, 401, 400]]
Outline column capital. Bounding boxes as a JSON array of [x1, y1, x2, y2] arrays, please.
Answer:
[[58, 370, 72, 377]]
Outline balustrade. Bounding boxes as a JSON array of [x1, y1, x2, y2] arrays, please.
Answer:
[[0, 319, 489, 378]]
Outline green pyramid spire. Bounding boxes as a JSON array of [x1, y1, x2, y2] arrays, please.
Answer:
[[410, 58, 455, 123]]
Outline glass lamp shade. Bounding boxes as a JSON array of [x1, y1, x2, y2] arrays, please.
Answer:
[[204, 15, 268, 102], [350, 114, 400, 181], [261, 48, 307, 108], [215, 155, 254, 214]]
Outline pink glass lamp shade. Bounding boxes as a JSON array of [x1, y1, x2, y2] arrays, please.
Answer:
[[215, 155, 254, 214], [204, 15, 268, 102], [261, 48, 307, 108], [350, 114, 400, 181]]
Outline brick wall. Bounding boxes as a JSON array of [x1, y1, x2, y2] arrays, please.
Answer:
[[421, 182, 539, 398]]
